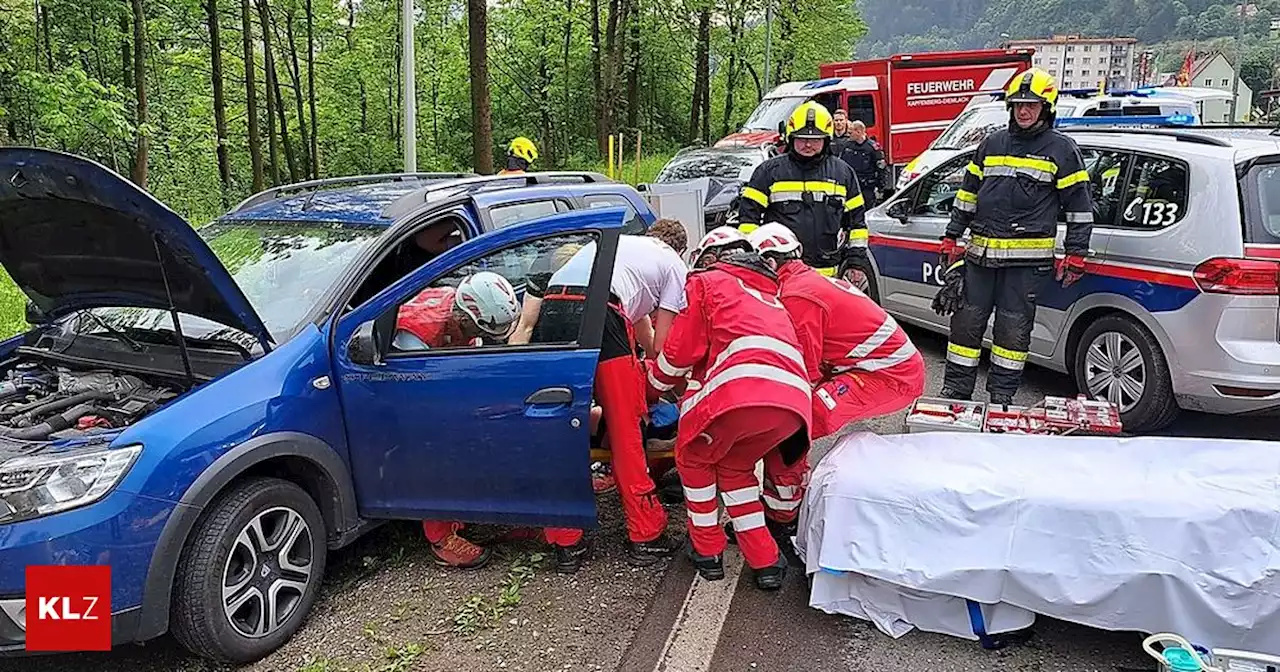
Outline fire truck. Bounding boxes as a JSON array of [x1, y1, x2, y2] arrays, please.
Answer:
[[716, 48, 1034, 175]]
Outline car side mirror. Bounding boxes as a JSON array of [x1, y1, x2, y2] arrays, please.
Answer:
[[885, 199, 911, 224], [347, 321, 382, 366]]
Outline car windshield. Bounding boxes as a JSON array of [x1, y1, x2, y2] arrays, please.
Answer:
[[78, 220, 382, 345], [932, 106, 1008, 150], [656, 151, 761, 182], [742, 97, 806, 131]]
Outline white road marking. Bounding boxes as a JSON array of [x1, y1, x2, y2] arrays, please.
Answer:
[[652, 546, 745, 672]]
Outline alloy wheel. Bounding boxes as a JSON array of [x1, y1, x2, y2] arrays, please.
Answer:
[[221, 506, 315, 639], [1083, 331, 1146, 413]]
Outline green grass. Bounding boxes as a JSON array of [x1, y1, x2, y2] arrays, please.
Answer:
[[0, 270, 27, 339], [589, 152, 672, 186]]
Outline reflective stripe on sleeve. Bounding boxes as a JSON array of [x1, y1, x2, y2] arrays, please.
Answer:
[[647, 369, 674, 392], [854, 340, 919, 372], [657, 353, 692, 377], [966, 162, 983, 178], [844, 192, 866, 211], [1057, 170, 1090, 190], [846, 228, 869, 248], [956, 190, 978, 203], [947, 342, 981, 367], [847, 314, 898, 359], [741, 186, 769, 206]]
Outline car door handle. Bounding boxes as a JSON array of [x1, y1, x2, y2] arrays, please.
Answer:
[[525, 387, 573, 405]]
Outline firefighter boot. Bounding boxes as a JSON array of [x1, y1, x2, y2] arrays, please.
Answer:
[[754, 553, 788, 591], [429, 532, 492, 570]]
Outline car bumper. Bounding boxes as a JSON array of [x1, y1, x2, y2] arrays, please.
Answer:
[[1158, 295, 1280, 415], [0, 490, 177, 651]]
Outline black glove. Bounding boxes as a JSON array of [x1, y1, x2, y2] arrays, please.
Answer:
[[931, 259, 966, 316]]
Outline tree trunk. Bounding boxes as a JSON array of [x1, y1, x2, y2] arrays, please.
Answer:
[[305, 0, 318, 177], [206, 0, 232, 200], [589, 0, 603, 153], [600, 0, 628, 148], [721, 10, 740, 138], [258, 0, 297, 182], [562, 0, 573, 155], [41, 4, 53, 72], [284, 13, 312, 179], [242, 0, 264, 192], [466, 0, 493, 174], [537, 25, 555, 166], [120, 12, 133, 93], [689, 6, 710, 143], [130, 0, 149, 188], [625, 0, 640, 130]]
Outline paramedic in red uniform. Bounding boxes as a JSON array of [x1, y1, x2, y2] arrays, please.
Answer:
[[646, 247, 812, 591], [748, 223, 925, 528], [396, 272, 557, 570]]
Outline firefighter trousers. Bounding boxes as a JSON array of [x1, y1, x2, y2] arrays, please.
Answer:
[[678, 406, 805, 570], [942, 263, 1050, 401]]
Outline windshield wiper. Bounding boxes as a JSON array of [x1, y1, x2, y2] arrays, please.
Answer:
[[191, 328, 256, 360], [79, 311, 145, 351]]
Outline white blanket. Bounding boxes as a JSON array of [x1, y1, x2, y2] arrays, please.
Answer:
[[795, 431, 1280, 653]]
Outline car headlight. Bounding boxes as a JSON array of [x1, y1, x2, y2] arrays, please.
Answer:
[[0, 444, 142, 524]]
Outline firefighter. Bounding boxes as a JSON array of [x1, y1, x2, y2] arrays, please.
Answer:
[[834, 121, 888, 209], [748, 223, 924, 528], [500, 136, 538, 174], [736, 102, 868, 285], [646, 247, 811, 591], [939, 68, 1093, 406]]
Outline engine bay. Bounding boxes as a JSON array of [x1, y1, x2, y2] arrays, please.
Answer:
[[0, 361, 180, 442]]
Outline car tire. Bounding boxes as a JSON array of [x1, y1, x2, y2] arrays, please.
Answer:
[[170, 476, 327, 664], [1073, 314, 1180, 433], [838, 258, 880, 304]]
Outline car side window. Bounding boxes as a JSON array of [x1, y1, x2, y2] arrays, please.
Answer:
[[489, 200, 569, 229], [390, 232, 598, 352], [1079, 148, 1132, 227], [910, 154, 971, 217], [1116, 156, 1189, 229], [582, 194, 645, 234]]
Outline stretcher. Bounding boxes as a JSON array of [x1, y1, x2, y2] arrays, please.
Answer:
[[589, 400, 680, 474]]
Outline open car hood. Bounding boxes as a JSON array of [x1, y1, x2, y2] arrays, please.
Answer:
[[0, 148, 271, 345]]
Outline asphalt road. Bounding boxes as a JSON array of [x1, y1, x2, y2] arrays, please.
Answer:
[[11, 326, 1275, 672]]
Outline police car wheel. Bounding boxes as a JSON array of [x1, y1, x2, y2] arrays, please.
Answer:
[[170, 477, 328, 664], [839, 260, 879, 304], [1073, 315, 1179, 433]]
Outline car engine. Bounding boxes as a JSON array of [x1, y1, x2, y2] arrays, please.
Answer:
[[0, 362, 178, 441]]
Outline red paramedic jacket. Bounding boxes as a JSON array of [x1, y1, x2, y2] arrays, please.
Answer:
[[775, 260, 923, 383], [646, 259, 813, 446], [396, 287, 475, 348]]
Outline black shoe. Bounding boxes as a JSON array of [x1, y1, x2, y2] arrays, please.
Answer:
[[555, 537, 592, 574], [940, 387, 972, 401], [626, 533, 680, 567], [754, 553, 788, 591], [690, 551, 725, 581], [989, 395, 1013, 407]]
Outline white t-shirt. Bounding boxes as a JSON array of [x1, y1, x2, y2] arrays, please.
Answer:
[[548, 235, 688, 323]]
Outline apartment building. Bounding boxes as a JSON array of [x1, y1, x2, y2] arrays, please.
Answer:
[[1005, 34, 1139, 91]]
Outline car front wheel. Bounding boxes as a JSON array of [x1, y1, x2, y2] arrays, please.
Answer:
[[170, 476, 327, 664], [1073, 314, 1180, 433]]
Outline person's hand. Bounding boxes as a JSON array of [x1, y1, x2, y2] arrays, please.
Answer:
[[844, 266, 870, 292], [1056, 254, 1087, 288], [939, 237, 963, 269]]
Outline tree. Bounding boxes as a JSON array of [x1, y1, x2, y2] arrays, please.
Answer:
[[467, 0, 494, 173], [206, 0, 232, 200], [131, 0, 148, 187], [242, 0, 265, 192]]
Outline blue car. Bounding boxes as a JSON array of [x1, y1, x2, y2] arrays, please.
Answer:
[[0, 148, 654, 663]]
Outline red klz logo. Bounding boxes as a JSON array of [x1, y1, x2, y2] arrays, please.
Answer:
[[25, 565, 112, 651]]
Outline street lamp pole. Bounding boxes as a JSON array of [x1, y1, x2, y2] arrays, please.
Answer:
[[402, 0, 417, 171]]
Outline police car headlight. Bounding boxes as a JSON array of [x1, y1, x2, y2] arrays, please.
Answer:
[[0, 445, 141, 524]]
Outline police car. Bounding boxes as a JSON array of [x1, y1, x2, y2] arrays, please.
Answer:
[[864, 123, 1280, 432]]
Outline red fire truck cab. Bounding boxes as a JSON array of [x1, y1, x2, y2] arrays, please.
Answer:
[[717, 48, 1034, 171]]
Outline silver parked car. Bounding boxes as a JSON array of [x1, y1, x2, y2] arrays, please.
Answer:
[[864, 126, 1280, 432]]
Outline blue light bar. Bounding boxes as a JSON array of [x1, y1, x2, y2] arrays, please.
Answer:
[[1055, 113, 1197, 127]]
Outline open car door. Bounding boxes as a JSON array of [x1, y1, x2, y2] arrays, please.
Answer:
[[331, 208, 625, 529]]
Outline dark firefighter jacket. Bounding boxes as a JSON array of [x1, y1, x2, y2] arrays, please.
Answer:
[[945, 127, 1094, 267]]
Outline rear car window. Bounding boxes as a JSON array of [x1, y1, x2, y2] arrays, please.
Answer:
[[490, 199, 569, 229], [582, 193, 646, 234], [1116, 156, 1189, 229], [1243, 162, 1280, 243]]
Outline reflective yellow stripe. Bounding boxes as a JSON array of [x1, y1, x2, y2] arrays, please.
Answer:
[[947, 343, 981, 359], [955, 190, 978, 204], [847, 228, 868, 241], [966, 162, 983, 178], [844, 193, 865, 211], [990, 345, 1027, 362], [816, 266, 837, 277], [738, 223, 759, 234], [969, 235, 1054, 249], [742, 186, 769, 206], [984, 155, 1058, 175], [1056, 170, 1090, 190]]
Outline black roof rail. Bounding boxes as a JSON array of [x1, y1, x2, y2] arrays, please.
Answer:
[[380, 171, 612, 220], [1059, 126, 1232, 147], [228, 172, 476, 214]]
